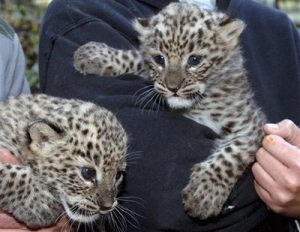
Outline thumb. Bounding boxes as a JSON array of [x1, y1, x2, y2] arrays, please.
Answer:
[[264, 119, 300, 148], [0, 148, 20, 164]]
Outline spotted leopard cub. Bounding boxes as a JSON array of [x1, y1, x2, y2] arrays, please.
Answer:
[[74, 3, 266, 220], [0, 94, 127, 228]]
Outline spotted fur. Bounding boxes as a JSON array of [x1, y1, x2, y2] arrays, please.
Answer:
[[74, 3, 266, 219], [0, 94, 128, 228]]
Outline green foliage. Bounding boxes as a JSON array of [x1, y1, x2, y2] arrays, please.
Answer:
[[0, 0, 48, 92]]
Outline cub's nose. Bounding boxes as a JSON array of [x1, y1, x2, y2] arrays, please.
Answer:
[[168, 87, 179, 94], [165, 79, 182, 94], [99, 201, 118, 213]]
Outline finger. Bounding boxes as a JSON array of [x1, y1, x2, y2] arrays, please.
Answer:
[[255, 148, 289, 185], [252, 162, 294, 206], [0, 148, 20, 164], [56, 217, 73, 232], [0, 212, 27, 229], [0, 213, 72, 232], [252, 162, 277, 198], [0, 230, 30, 232], [253, 179, 273, 204], [253, 179, 291, 213], [264, 120, 300, 147], [262, 135, 300, 168], [36, 217, 72, 232]]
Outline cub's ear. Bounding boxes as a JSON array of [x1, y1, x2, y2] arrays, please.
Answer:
[[133, 18, 150, 34], [27, 119, 65, 155], [218, 15, 245, 48]]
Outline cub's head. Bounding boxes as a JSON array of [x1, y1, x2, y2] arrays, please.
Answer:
[[134, 2, 245, 109], [26, 104, 128, 223]]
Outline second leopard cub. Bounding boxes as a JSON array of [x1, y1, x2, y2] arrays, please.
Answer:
[[0, 94, 127, 228], [74, 3, 266, 219]]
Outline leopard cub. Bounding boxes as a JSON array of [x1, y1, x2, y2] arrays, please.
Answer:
[[74, 3, 266, 220], [0, 94, 127, 228]]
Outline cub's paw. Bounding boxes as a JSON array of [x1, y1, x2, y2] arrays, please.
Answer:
[[182, 163, 231, 219], [73, 41, 121, 76]]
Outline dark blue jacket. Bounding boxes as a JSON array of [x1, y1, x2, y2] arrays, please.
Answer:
[[39, 0, 300, 231]]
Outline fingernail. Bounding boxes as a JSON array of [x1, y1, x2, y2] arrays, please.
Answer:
[[265, 123, 279, 130], [265, 135, 276, 144]]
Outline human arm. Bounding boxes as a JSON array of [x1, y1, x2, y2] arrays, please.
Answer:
[[252, 119, 300, 217], [0, 17, 30, 101], [0, 148, 73, 232]]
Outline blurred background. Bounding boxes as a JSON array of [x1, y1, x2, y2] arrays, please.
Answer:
[[0, 0, 299, 91], [0, 0, 50, 91]]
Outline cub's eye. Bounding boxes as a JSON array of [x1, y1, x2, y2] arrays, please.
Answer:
[[115, 171, 125, 181], [81, 167, 96, 181], [188, 55, 202, 66], [153, 55, 165, 66]]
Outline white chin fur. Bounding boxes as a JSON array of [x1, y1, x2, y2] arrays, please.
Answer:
[[167, 96, 194, 109], [61, 195, 99, 223]]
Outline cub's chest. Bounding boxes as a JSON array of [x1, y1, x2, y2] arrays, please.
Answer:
[[184, 109, 222, 135]]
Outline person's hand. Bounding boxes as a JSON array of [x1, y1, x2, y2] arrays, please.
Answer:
[[252, 119, 300, 217], [0, 213, 72, 232], [0, 148, 73, 232]]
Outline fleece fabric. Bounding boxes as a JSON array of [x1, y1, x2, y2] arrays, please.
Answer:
[[39, 0, 300, 231]]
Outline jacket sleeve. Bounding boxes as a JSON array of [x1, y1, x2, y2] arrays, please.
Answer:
[[0, 17, 30, 101]]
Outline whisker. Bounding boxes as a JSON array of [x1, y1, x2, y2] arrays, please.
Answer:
[[133, 85, 154, 98], [141, 91, 159, 112], [116, 205, 140, 229], [124, 151, 143, 159], [118, 204, 143, 219], [150, 92, 161, 113], [109, 211, 122, 232], [55, 209, 67, 224], [194, 92, 205, 104], [113, 209, 127, 232], [97, 216, 106, 232], [135, 89, 156, 107], [115, 207, 136, 230], [60, 214, 73, 232], [157, 94, 163, 112], [118, 195, 145, 201], [116, 207, 138, 230], [76, 222, 80, 232], [117, 196, 145, 208], [124, 151, 143, 166], [134, 88, 155, 103]]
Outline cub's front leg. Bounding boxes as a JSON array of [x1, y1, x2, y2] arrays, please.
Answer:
[[74, 41, 145, 77], [182, 137, 259, 219], [0, 163, 62, 229]]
